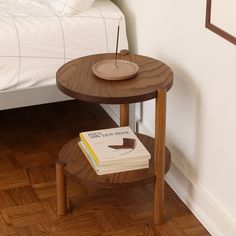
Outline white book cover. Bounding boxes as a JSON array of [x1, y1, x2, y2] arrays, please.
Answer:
[[79, 142, 149, 175], [79, 126, 151, 166]]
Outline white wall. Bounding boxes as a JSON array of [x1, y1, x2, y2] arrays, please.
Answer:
[[112, 0, 236, 235]]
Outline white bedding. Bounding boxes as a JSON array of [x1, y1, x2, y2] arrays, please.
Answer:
[[0, 0, 128, 91]]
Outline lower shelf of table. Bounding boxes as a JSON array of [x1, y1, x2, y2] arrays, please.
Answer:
[[59, 133, 171, 189]]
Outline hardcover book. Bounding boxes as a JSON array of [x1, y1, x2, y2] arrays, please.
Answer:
[[79, 126, 151, 166], [79, 141, 149, 175]]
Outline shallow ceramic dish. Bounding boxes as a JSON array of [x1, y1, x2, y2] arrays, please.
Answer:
[[92, 59, 139, 81]]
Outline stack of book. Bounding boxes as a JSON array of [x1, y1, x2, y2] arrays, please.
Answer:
[[78, 126, 151, 175]]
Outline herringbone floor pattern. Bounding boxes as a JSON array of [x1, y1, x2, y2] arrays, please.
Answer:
[[0, 101, 210, 236]]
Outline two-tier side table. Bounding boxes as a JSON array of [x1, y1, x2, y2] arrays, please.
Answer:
[[56, 52, 173, 225]]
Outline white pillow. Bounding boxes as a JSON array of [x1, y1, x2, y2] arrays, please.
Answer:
[[49, 0, 95, 15]]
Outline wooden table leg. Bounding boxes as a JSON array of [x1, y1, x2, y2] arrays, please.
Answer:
[[120, 104, 129, 127], [56, 161, 67, 216], [154, 89, 167, 225]]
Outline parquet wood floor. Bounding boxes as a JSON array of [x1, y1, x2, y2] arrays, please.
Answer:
[[0, 101, 210, 236]]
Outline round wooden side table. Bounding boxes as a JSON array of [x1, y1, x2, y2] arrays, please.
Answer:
[[56, 52, 174, 225]]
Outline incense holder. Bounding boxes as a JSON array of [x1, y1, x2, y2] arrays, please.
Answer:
[[92, 59, 139, 81]]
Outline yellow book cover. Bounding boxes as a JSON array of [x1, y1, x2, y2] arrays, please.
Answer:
[[80, 134, 100, 165]]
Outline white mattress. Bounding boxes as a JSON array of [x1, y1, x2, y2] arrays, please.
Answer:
[[0, 0, 128, 91]]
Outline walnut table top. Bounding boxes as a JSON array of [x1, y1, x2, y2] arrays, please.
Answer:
[[56, 53, 173, 104]]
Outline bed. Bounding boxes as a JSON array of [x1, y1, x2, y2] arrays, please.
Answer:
[[0, 0, 128, 110]]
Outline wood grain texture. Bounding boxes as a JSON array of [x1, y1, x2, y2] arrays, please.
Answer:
[[56, 53, 174, 104], [0, 100, 210, 235], [59, 134, 171, 189], [120, 104, 129, 126], [56, 162, 67, 216], [154, 89, 167, 225]]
